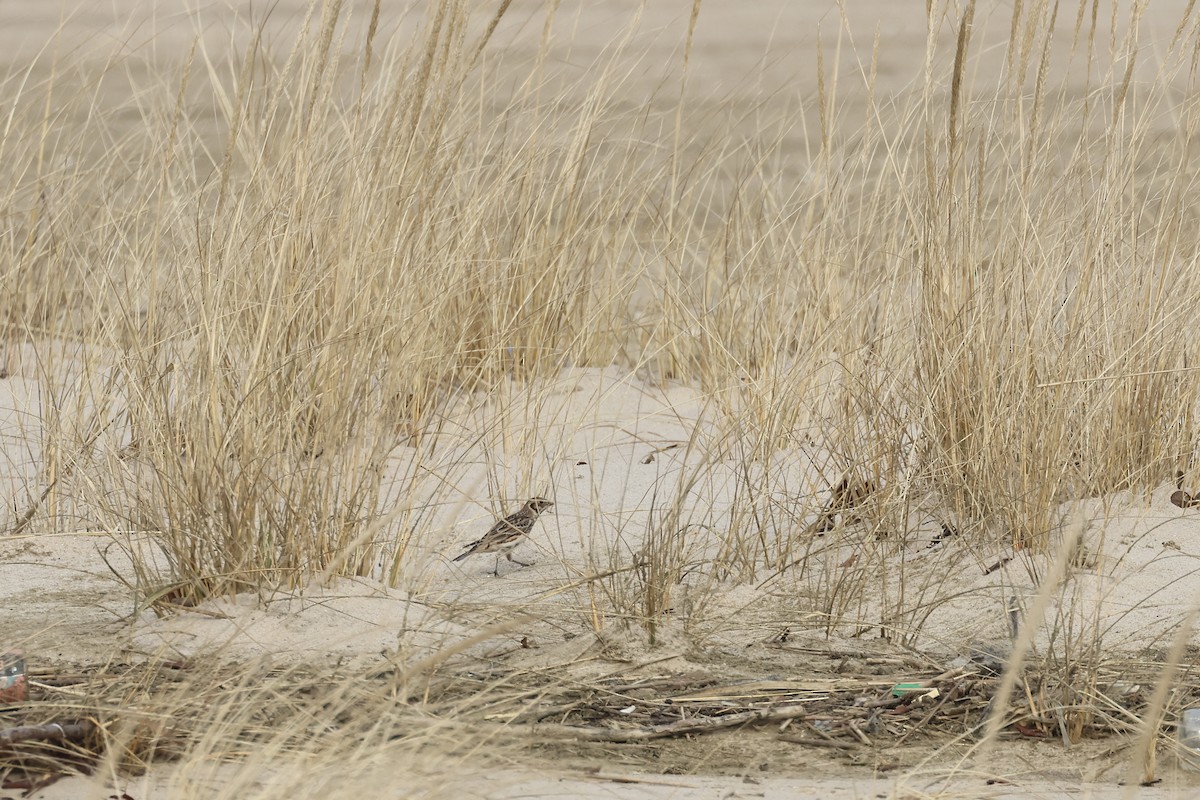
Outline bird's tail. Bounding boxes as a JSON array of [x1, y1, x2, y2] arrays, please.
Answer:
[[452, 551, 471, 562]]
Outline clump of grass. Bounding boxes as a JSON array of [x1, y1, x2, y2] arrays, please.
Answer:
[[7, 0, 688, 600]]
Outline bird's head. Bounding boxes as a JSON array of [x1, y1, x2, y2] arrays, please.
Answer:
[[526, 497, 555, 515]]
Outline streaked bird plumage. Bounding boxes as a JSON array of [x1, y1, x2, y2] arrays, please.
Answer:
[[453, 497, 554, 573]]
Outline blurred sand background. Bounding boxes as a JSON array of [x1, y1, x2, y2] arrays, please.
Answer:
[[1, 1, 1193, 146]]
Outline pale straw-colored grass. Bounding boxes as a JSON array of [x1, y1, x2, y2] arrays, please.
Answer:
[[5, 0, 1200, 792]]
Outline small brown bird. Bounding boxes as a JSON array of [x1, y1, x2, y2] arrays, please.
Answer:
[[808, 473, 875, 535], [453, 497, 554, 574]]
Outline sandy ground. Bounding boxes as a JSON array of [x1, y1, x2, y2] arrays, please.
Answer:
[[7, 367, 1200, 797], [6, 1, 1200, 798], [25, 768, 1200, 800], [6, 367, 1200, 661], [7, 367, 1200, 661]]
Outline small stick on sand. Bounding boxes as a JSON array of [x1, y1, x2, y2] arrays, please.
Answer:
[[532, 703, 806, 743], [0, 720, 96, 746]]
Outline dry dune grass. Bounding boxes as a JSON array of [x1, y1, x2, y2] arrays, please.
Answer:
[[5, 0, 1200, 795]]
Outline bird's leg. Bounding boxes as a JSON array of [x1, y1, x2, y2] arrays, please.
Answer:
[[492, 555, 502, 577], [506, 552, 532, 568]]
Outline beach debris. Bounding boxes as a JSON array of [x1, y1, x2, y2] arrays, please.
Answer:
[[1180, 708, 1200, 771], [0, 719, 98, 794], [891, 683, 938, 700], [536, 702, 808, 742], [641, 443, 680, 464], [0, 720, 96, 747], [982, 554, 1013, 575], [0, 651, 26, 703]]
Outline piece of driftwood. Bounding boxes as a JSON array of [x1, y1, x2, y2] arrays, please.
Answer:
[[983, 554, 1013, 575], [667, 678, 886, 703], [0, 721, 96, 747], [534, 703, 806, 743]]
